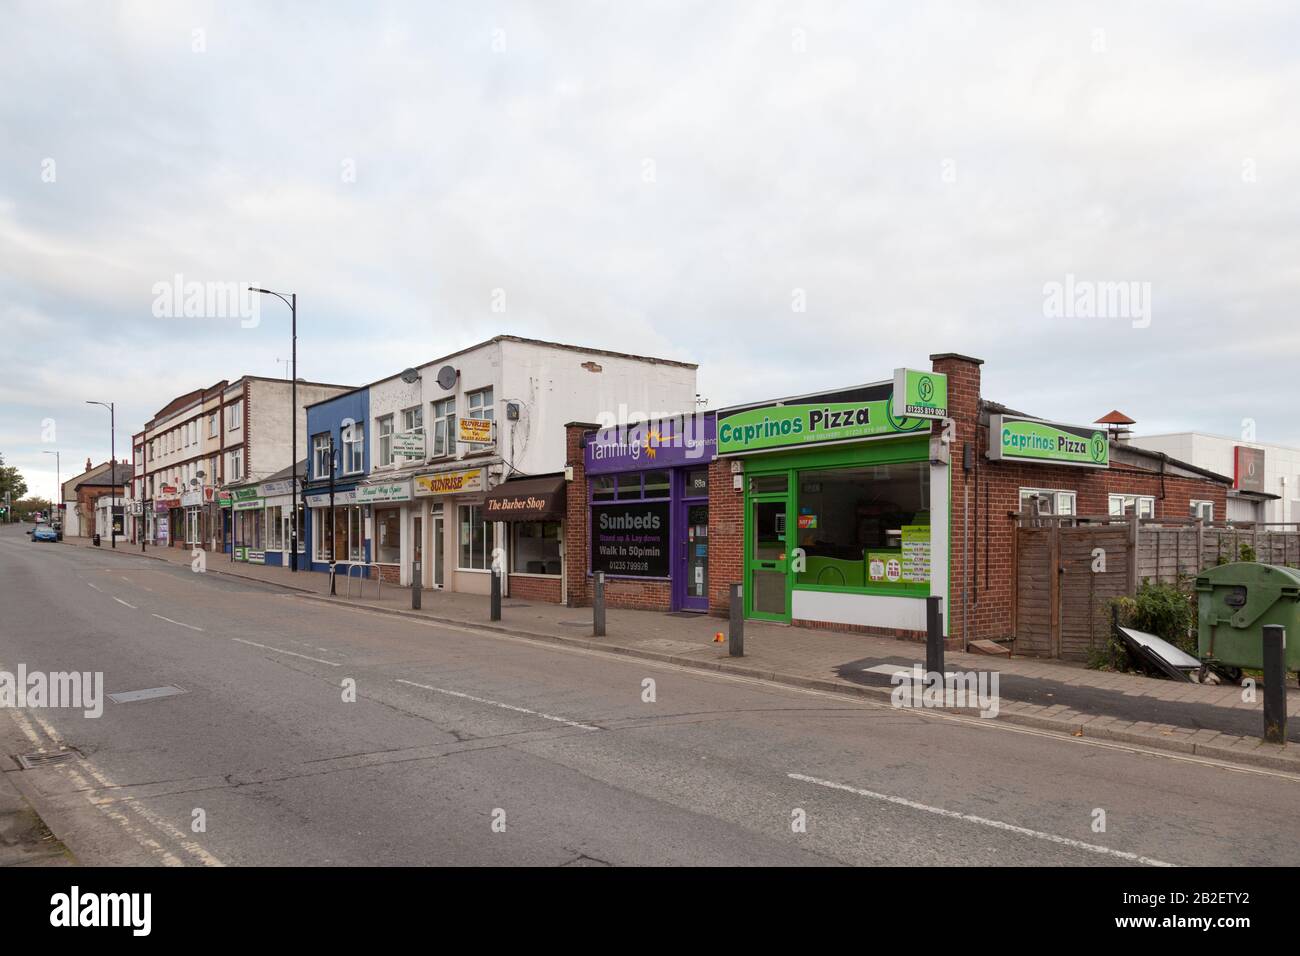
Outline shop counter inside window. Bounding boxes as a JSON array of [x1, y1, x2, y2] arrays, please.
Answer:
[[793, 463, 931, 596]]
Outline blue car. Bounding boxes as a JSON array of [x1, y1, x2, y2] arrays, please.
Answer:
[[29, 523, 58, 542]]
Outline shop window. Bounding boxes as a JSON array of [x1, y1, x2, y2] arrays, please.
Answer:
[[793, 463, 931, 591], [511, 521, 561, 575], [1190, 500, 1214, 522], [1109, 494, 1155, 518], [615, 474, 642, 500], [376, 509, 401, 563], [642, 470, 670, 498], [431, 398, 456, 457], [750, 474, 788, 494], [591, 475, 616, 501], [266, 506, 283, 549], [314, 508, 333, 561], [685, 468, 709, 497], [459, 504, 495, 570]]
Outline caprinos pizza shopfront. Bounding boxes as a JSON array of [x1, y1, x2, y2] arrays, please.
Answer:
[[715, 369, 949, 636]]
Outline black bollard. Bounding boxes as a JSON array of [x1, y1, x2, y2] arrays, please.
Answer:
[[728, 583, 744, 657], [593, 571, 606, 636], [1263, 624, 1287, 745]]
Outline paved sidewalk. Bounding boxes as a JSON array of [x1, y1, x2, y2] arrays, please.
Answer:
[[0, 762, 72, 866], [67, 536, 1300, 771]]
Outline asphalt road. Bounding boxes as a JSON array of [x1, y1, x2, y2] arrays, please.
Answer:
[[3, 523, 1300, 867]]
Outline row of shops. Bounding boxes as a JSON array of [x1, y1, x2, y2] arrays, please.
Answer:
[[132, 347, 1238, 649]]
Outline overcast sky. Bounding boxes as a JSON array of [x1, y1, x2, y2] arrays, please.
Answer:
[[3, 0, 1298, 497]]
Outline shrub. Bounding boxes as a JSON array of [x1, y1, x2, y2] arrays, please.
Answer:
[[1239, 542, 1257, 562], [1097, 579, 1198, 671]]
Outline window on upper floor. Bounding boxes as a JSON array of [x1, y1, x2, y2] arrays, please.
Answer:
[[312, 433, 332, 480], [343, 423, 365, 474], [376, 415, 394, 467], [431, 398, 455, 457], [466, 387, 493, 422]]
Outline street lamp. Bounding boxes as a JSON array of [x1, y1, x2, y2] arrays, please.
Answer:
[[85, 401, 116, 548], [41, 450, 59, 529], [250, 287, 300, 571]]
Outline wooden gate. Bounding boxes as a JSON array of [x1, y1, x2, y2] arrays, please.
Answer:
[[1015, 517, 1134, 660]]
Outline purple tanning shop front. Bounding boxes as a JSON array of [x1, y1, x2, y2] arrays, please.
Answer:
[[582, 412, 716, 612]]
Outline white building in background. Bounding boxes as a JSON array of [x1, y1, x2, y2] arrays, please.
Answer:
[[358, 335, 698, 596], [1131, 432, 1300, 525]]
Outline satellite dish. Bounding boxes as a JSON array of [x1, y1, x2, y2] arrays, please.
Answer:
[[400, 367, 421, 385], [436, 365, 458, 390]]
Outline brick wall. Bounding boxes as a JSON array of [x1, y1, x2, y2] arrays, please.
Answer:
[[564, 423, 594, 607], [707, 454, 744, 617], [509, 574, 562, 604], [936, 353, 1230, 646]]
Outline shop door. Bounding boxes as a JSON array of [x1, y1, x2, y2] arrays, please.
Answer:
[[679, 502, 709, 611], [747, 496, 790, 622], [431, 513, 445, 588]]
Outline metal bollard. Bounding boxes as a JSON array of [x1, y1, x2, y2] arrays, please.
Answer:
[[728, 583, 744, 656], [411, 559, 421, 610], [490, 567, 501, 621], [926, 595, 944, 678], [1263, 624, 1287, 745], [593, 571, 606, 636], [329, 562, 337, 596]]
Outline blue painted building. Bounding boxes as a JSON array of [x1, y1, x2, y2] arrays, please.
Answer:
[[304, 387, 371, 573]]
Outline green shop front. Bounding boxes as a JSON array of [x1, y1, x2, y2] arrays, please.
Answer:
[[717, 371, 949, 635]]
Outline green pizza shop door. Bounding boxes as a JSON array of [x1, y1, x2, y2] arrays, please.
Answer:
[[747, 495, 790, 623]]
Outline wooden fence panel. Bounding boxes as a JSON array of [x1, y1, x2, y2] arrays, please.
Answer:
[[1015, 526, 1054, 657]]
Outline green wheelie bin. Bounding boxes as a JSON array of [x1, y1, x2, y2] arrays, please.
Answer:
[[1195, 562, 1300, 676]]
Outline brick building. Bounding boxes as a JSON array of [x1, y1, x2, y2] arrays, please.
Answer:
[[559, 352, 1230, 653]]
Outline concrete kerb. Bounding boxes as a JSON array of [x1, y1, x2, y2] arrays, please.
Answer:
[[67, 541, 1300, 775]]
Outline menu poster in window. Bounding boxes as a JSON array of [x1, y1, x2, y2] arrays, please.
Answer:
[[591, 501, 670, 578], [900, 525, 931, 583]]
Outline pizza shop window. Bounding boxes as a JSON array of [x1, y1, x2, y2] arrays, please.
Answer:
[[511, 521, 561, 575], [1190, 500, 1214, 522], [1109, 494, 1155, 518], [1019, 488, 1077, 517], [793, 462, 930, 593]]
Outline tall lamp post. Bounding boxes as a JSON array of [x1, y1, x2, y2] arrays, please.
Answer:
[[85, 401, 116, 548], [250, 287, 300, 571], [41, 450, 59, 528]]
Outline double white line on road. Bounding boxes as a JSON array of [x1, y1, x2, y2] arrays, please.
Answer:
[[788, 772, 1175, 867]]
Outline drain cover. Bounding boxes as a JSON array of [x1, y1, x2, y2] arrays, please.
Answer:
[[108, 685, 188, 704], [14, 750, 78, 770]]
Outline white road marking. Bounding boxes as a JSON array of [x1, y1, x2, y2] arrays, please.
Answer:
[[113, 597, 136, 609], [19, 707, 222, 867], [87, 582, 102, 592], [395, 678, 600, 731], [152, 613, 203, 632], [788, 772, 1176, 867], [320, 599, 1300, 782], [232, 638, 341, 667]]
